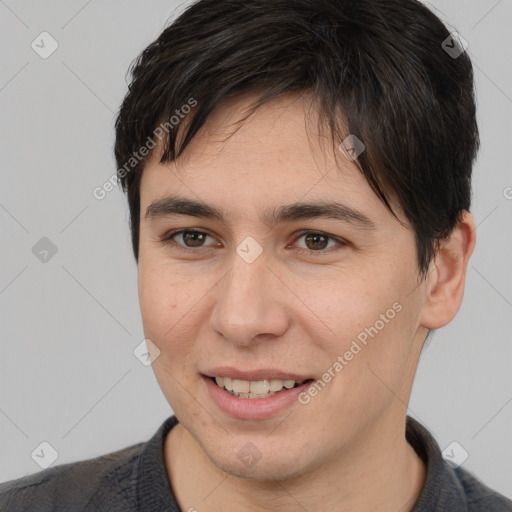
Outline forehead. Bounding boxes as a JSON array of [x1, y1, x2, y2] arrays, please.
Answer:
[[139, 92, 403, 226], [168, 91, 336, 176]]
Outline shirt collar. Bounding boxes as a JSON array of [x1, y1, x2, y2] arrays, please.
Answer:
[[136, 415, 181, 511], [134, 415, 469, 511], [407, 416, 469, 511]]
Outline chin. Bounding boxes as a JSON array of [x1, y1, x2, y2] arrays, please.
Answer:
[[217, 455, 301, 482], [199, 435, 311, 483]]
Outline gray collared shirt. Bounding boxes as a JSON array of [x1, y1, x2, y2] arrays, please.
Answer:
[[1, 415, 511, 511]]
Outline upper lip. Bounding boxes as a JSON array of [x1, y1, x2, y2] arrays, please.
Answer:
[[203, 367, 313, 382]]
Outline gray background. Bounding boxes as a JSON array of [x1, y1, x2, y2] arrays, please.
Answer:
[[1, 0, 511, 500]]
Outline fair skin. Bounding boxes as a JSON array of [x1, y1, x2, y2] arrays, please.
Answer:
[[137, 91, 476, 512]]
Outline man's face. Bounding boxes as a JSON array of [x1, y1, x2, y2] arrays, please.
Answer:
[[137, 92, 430, 480]]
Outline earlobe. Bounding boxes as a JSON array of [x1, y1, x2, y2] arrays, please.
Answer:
[[420, 211, 476, 329]]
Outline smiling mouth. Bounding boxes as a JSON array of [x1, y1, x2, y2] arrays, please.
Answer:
[[210, 376, 313, 399]]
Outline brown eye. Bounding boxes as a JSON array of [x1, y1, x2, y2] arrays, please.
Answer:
[[304, 233, 329, 251], [181, 231, 208, 247], [162, 229, 218, 251], [293, 231, 346, 253]]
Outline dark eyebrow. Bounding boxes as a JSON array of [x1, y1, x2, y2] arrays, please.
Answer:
[[145, 196, 375, 229]]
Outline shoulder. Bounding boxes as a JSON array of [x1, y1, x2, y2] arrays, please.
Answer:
[[406, 417, 512, 511], [454, 466, 512, 511], [0, 442, 145, 512]]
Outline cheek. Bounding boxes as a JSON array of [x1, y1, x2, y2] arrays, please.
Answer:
[[137, 262, 208, 410], [299, 271, 393, 347], [138, 261, 201, 351], [308, 270, 415, 389]]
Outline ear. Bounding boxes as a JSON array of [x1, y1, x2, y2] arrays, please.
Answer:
[[420, 211, 476, 329]]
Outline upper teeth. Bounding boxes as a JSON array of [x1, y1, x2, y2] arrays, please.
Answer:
[[215, 377, 304, 394]]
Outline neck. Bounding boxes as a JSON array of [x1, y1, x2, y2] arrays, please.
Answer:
[[165, 414, 426, 512]]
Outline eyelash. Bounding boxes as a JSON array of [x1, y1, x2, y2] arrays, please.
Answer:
[[160, 229, 348, 256]]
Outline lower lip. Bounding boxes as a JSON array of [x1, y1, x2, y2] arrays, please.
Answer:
[[203, 376, 313, 420]]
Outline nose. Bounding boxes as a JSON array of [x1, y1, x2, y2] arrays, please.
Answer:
[[209, 246, 290, 347]]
